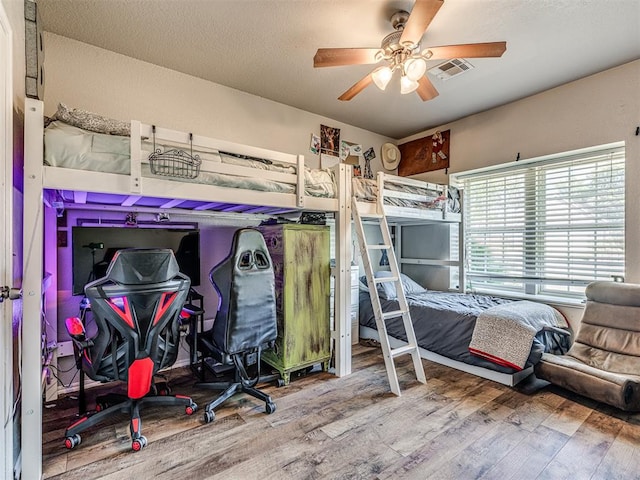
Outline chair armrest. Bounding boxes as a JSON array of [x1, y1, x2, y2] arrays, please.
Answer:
[[65, 317, 86, 340], [65, 317, 93, 350]]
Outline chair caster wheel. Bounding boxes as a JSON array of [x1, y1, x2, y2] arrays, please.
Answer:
[[185, 403, 198, 415], [203, 410, 215, 423], [64, 434, 81, 450], [95, 402, 107, 412], [265, 401, 277, 414], [157, 382, 171, 396], [131, 435, 147, 452]]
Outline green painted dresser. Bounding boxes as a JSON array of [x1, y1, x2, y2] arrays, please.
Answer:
[[258, 224, 331, 385]]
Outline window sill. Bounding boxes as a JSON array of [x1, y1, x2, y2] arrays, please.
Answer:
[[469, 289, 586, 309]]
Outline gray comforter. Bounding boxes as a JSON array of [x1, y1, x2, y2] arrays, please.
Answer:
[[359, 290, 571, 374]]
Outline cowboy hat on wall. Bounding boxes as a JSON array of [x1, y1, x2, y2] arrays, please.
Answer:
[[381, 143, 401, 170]]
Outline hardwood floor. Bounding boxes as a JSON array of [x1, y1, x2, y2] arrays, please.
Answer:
[[42, 344, 640, 479]]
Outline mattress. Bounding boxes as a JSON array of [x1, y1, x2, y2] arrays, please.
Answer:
[[44, 120, 336, 198], [359, 289, 567, 373], [352, 177, 459, 213]]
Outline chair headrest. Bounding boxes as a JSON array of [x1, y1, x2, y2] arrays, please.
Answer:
[[586, 281, 640, 307], [106, 248, 180, 285], [231, 229, 271, 271]]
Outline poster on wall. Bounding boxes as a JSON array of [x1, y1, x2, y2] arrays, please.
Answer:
[[398, 130, 450, 176], [320, 124, 340, 156], [340, 140, 362, 165], [310, 133, 321, 155]]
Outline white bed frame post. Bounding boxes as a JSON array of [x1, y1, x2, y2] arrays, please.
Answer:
[[1, 5, 15, 477], [333, 163, 352, 376], [458, 194, 466, 293], [296, 154, 305, 207], [130, 120, 142, 193], [22, 97, 44, 480]]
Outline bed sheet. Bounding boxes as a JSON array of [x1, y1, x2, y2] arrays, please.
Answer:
[[359, 290, 565, 374]]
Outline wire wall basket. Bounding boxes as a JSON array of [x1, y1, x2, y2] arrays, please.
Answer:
[[148, 126, 201, 179]]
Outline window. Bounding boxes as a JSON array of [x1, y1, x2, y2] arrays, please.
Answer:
[[455, 144, 625, 301]]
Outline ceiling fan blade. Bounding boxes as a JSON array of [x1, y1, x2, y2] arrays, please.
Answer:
[[314, 48, 381, 67], [400, 0, 444, 45], [416, 76, 439, 101], [424, 42, 507, 59], [338, 73, 374, 101]]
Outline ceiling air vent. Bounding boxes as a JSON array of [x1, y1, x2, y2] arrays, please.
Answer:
[[428, 58, 474, 81]]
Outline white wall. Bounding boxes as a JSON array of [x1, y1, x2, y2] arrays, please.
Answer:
[[42, 33, 394, 171], [400, 60, 640, 287]]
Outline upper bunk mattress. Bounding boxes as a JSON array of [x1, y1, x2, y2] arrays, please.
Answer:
[[44, 120, 336, 197], [352, 177, 460, 213]]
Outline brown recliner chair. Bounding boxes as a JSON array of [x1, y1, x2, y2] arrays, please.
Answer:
[[535, 281, 640, 411]]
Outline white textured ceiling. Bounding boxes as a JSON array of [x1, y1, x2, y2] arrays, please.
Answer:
[[38, 0, 640, 139]]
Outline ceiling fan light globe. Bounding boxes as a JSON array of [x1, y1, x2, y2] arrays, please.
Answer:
[[372, 66, 393, 90], [404, 57, 427, 81], [400, 75, 419, 95]]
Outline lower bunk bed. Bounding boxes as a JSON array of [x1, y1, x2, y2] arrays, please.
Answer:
[[358, 278, 572, 386]]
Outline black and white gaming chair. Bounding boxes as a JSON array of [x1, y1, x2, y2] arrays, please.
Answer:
[[197, 228, 278, 423]]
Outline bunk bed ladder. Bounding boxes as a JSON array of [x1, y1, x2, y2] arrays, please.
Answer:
[[352, 196, 426, 396]]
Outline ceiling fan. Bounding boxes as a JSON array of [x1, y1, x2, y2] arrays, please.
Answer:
[[313, 0, 506, 101]]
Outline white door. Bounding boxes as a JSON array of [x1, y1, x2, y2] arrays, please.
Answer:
[[0, 3, 16, 478]]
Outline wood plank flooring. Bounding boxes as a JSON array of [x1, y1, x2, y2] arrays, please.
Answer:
[[42, 344, 640, 479]]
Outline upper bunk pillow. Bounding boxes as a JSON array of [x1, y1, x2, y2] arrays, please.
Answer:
[[54, 103, 131, 136], [360, 271, 427, 300], [44, 121, 130, 173]]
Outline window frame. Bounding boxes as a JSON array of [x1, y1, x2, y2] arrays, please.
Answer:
[[453, 142, 625, 302]]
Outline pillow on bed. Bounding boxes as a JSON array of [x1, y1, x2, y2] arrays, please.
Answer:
[[54, 103, 131, 136], [360, 271, 427, 300]]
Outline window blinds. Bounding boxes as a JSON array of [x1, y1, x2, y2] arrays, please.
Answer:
[[457, 144, 625, 299]]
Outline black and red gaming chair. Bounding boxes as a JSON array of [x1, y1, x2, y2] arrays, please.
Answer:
[[64, 248, 197, 452], [197, 228, 278, 423]]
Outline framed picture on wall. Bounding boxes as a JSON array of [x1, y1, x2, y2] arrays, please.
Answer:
[[398, 130, 450, 176]]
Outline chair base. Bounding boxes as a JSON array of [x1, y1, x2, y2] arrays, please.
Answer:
[[64, 391, 197, 452], [196, 380, 276, 423]]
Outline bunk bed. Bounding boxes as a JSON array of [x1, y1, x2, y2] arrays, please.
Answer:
[[353, 172, 570, 387], [40, 104, 340, 213], [22, 99, 355, 474]]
